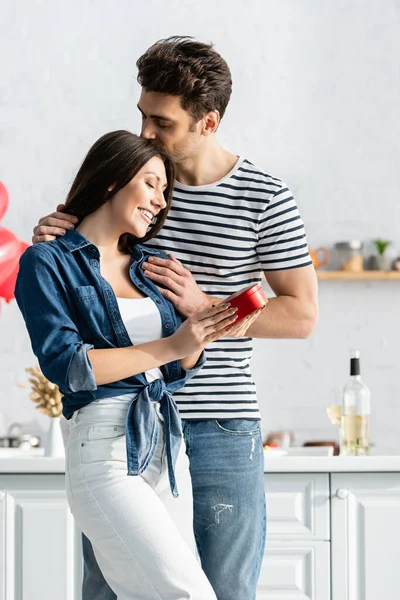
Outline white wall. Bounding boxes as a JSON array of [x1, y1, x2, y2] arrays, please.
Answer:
[[1, 0, 399, 452]]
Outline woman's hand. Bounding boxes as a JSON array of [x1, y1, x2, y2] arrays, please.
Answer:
[[170, 303, 238, 357], [222, 307, 265, 338]]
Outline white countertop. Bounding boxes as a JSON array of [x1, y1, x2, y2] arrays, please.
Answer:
[[0, 449, 65, 474], [264, 455, 400, 472], [1, 452, 400, 474]]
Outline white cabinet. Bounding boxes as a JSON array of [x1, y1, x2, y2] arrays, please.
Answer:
[[258, 541, 330, 600], [259, 471, 400, 600], [331, 473, 400, 600], [265, 473, 330, 540], [0, 474, 82, 600], [258, 474, 331, 599], [1, 468, 399, 599]]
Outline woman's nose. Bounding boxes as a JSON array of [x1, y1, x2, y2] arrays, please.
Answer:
[[153, 192, 167, 211]]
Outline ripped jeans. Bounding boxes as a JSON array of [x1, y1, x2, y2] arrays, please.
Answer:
[[183, 419, 266, 600], [81, 418, 266, 600]]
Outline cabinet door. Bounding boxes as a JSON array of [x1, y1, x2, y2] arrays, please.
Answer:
[[1, 474, 82, 600], [0, 489, 5, 600], [331, 473, 400, 600], [265, 473, 330, 540], [257, 541, 330, 600]]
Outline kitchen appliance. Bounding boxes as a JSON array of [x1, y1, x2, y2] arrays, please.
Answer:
[[0, 422, 41, 449]]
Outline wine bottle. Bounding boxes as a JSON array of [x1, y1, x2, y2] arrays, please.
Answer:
[[341, 350, 370, 456]]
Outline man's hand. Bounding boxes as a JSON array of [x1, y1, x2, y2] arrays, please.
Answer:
[[32, 204, 78, 244], [142, 254, 212, 317]]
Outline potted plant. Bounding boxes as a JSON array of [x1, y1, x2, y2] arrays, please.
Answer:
[[369, 239, 392, 271]]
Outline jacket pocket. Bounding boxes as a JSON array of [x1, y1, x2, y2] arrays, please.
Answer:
[[70, 286, 115, 341]]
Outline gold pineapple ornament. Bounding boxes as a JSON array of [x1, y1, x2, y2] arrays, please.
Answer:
[[23, 366, 65, 458]]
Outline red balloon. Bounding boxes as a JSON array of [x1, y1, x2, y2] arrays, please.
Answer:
[[0, 227, 21, 286], [0, 241, 30, 303], [0, 182, 9, 222]]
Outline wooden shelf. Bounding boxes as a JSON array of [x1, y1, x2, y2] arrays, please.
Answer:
[[316, 271, 400, 280]]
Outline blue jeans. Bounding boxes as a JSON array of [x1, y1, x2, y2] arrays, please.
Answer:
[[81, 419, 266, 600]]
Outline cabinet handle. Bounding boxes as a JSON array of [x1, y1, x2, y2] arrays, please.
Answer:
[[336, 488, 348, 499]]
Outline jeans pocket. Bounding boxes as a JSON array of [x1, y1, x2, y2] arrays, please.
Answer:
[[79, 425, 126, 465], [212, 419, 261, 436], [87, 424, 125, 441]]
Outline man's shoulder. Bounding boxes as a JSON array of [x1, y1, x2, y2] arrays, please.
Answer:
[[237, 158, 285, 192]]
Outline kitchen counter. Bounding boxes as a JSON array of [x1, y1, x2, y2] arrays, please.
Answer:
[[2, 452, 400, 600], [264, 454, 400, 472], [0, 455, 65, 473], [1, 452, 400, 474]]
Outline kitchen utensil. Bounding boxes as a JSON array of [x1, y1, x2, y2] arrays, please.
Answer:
[[309, 247, 330, 269]]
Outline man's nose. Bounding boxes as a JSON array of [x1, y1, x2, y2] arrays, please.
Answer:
[[141, 120, 157, 140]]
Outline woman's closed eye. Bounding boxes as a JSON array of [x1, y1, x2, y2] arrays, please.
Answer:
[[146, 182, 155, 190]]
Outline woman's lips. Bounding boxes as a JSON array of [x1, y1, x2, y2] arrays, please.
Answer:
[[139, 210, 152, 224]]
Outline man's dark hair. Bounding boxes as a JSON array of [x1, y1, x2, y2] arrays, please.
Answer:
[[64, 131, 175, 252], [136, 36, 232, 122]]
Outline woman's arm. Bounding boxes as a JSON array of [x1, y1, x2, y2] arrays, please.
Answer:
[[16, 247, 234, 390], [15, 247, 185, 391], [180, 352, 202, 371], [88, 341, 184, 385]]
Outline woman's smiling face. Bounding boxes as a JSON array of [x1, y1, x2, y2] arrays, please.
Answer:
[[109, 156, 168, 238]]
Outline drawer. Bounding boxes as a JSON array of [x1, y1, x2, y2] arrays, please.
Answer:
[[264, 473, 330, 540], [257, 541, 330, 600]]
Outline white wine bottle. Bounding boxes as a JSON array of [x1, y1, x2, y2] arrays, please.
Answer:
[[341, 350, 370, 456]]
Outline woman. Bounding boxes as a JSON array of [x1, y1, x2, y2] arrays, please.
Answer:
[[15, 131, 239, 599]]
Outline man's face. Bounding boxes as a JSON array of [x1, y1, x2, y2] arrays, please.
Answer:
[[138, 91, 203, 163]]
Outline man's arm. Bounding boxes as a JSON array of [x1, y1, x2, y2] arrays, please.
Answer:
[[140, 255, 317, 339], [246, 265, 318, 339]]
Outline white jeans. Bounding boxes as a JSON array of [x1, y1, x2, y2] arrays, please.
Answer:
[[65, 400, 217, 600]]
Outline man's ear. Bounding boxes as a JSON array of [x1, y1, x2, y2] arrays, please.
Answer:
[[201, 110, 220, 136]]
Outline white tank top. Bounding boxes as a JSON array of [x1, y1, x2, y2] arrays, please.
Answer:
[[116, 296, 164, 383]]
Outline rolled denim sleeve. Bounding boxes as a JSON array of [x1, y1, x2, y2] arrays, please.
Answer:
[[15, 246, 97, 394], [181, 350, 206, 382]]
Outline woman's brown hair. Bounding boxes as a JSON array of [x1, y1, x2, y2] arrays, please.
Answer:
[[64, 130, 175, 252]]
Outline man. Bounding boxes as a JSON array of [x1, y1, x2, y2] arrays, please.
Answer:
[[33, 36, 318, 600]]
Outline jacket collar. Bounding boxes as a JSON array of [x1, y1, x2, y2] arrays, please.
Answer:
[[58, 230, 161, 261]]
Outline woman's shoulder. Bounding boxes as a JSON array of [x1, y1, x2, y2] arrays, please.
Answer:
[[20, 239, 66, 266]]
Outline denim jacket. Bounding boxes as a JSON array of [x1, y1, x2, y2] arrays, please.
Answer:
[[15, 230, 205, 496]]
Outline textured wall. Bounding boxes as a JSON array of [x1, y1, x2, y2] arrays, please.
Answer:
[[1, 0, 399, 452]]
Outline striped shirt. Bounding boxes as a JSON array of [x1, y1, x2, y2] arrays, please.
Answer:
[[145, 157, 312, 420]]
